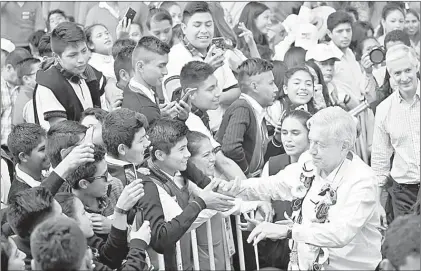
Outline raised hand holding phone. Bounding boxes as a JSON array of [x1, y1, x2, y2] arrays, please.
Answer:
[[83, 126, 95, 145]]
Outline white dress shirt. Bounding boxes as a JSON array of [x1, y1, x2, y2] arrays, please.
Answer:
[[15, 164, 41, 188], [88, 52, 115, 79], [185, 113, 220, 149], [235, 151, 382, 270], [129, 78, 157, 104]]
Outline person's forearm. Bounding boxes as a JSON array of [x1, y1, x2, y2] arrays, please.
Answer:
[[216, 153, 247, 180], [219, 87, 241, 106], [112, 212, 127, 230], [247, 41, 261, 59], [48, 117, 67, 127]]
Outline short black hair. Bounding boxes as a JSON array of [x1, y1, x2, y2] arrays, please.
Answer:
[[80, 107, 108, 124], [5, 48, 32, 68], [147, 8, 173, 30], [237, 58, 273, 92], [132, 36, 171, 66], [111, 38, 137, 59], [46, 120, 88, 168], [54, 192, 77, 219], [7, 187, 55, 238], [148, 118, 189, 160], [16, 57, 41, 83], [180, 61, 214, 90], [28, 30, 47, 48], [30, 216, 87, 271], [7, 123, 46, 163], [51, 22, 86, 56], [183, 1, 211, 24], [66, 144, 106, 190], [113, 43, 136, 81], [102, 108, 148, 157], [384, 29, 411, 48], [382, 214, 420, 267], [38, 34, 53, 57], [327, 11, 353, 32]]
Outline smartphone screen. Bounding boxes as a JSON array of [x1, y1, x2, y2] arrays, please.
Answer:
[[212, 37, 226, 50], [125, 7, 136, 22], [123, 164, 137, 185]]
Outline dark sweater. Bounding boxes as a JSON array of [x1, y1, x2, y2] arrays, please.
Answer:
[[216, 99, 282, 174], [7, 177, 33, 203], [122, 84, 161, 126]]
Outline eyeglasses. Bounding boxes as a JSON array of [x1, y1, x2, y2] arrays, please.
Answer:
[[85, 172, 108, 182]]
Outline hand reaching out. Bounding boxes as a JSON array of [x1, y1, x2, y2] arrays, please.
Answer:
[[116, 179, 145, 212], [130, 220, 151, 245]]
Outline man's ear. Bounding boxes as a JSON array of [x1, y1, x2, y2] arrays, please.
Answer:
[[181, 23, 187, 35], [378, 259, 396, 271], [117, 143, 127, 157], [154, 149, 166, 162], [78, 179, 90, 189], [283, 84, 288, 95], [136, 60, 145, 73], [18, 152, 28, 163], [5, 63, 14, 72]]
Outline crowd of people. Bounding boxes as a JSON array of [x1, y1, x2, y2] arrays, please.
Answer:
[[1, 1, 420, 271]]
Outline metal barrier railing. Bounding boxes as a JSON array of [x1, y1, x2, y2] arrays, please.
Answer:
[[155, 213, 259, 270]]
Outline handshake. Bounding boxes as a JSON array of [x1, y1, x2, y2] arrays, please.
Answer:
[[197, 178, 243, 212]]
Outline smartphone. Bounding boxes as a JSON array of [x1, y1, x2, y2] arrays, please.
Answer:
[[123, 163, 138, 186], [134, 209, 144, 231], [125, 7, 137, 22], [178, 88, 197, 103], [211, 37, 226, 50]]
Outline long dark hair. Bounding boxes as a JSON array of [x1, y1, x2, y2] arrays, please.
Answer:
[[208, 2, 238, 48], [280, 66, 317, 115], [306, 60, 332, 108], [271, 60, 287, 99], [377, 3, 405, 38], [234, 2, 272, 59]]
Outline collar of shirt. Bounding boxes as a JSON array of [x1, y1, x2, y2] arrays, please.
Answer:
[[329, 40, 354, 61], [129, 78, 156, 104], [191, 105, 210, 129], [182, 36, 206, 58], [15, 164, 40, 188], [98, 2, 120, 19], [241, 93, 266, 122], [161, 170, 185, 189], [105, 154, 131, 167]]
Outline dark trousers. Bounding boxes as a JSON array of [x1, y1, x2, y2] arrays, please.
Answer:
[[387, 181, 420, 218]]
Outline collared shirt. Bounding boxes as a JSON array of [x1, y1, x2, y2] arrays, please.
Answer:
[[12, 85, 33, 125], [371, 80, 420, 185], [329, 41, 377, 104], [88, 53, 115, 79], [185, 112, 221, 149], [1, 77, 19, 145], [129, 78, 157, 104], [240, 93, 266, 124], [236, 151, 382, 270], [15, 164, 41, 188]]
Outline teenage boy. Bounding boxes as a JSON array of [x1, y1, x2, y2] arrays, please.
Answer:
[[216, 58, 281, 177], [113, 41, 136, 90], [327, 11, 377, 106], [146, 8, 174, 46], [34, 22, 107, 129], [12, 57, 41, 125], [7, 123, 50, 201], [1, 48, 32, 147], [180, 61, 247, 181], [122, 36, 190, 126], [80, 107, 108, 146], [136, 118, 235, 270], [164, 1, 241, 132]]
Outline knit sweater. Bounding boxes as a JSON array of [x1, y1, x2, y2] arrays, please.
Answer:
[[216, 99, 282, 174]]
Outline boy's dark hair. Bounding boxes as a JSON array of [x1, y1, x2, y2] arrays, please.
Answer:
[[54, 192, 77, 218], [384, 29, 411, 48], [180, 61, 214, 90], [327, 11, 353, 32], [148, 118, 189, 160], [80, 107, 108, 124], [30, 216, 87, 271], [102, 108, 148, 157], [344, 6, 359, 21], [46, 120, 88, 168], [51, 22, 86, 56], [7, 123, 46, 163], [38, 34, 53, 57], [7, 187, 56, 238], [382, 214, 420, 268], [113, 44, 136, 82], [28, 30, 47, 49], [66, 144, 106, 190], [132, 36, 170, 66], [237, 58, 273, 92], [146, 8, 173, 30], [183, 1, 211, 24], [111, 38, 137, 59], [5, 48, 32, 68], [16, 57, 41, 83]]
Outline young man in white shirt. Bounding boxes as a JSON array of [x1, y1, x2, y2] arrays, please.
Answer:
[[164, 1, 241, 133], [217, 107, 382, 270], [180, 61, 246, 181], [371, 44, 420, 219]]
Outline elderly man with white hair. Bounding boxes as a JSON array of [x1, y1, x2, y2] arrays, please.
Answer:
[[216, 106, 382, 270], [371, 44, 420, 221]]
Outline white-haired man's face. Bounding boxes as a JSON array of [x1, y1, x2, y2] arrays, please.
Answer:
[[308, 125, 346, 175], [388, 55, 418, 95]]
